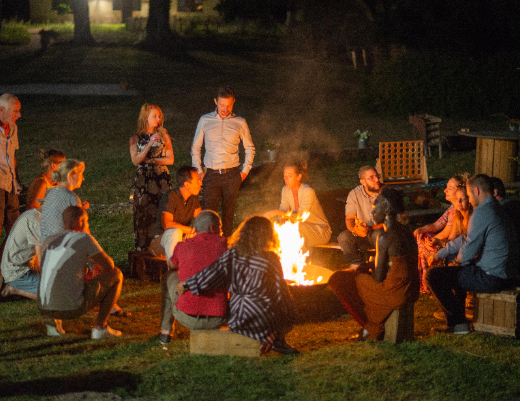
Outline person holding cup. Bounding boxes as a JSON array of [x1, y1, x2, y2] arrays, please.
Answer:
[[129, 104, 174, 251]]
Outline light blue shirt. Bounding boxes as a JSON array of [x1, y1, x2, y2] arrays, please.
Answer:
[[439, 196, 518, 279], [191, 110, 255, 175]]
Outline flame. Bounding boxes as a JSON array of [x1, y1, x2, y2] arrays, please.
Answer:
[[274, 211, 315, 286]]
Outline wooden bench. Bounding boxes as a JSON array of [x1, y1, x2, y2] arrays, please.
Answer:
[[128, 251, 167, 282], [384, 302, 415, 343], [190, 327, 261, 357], [472, 287, 520, 338]]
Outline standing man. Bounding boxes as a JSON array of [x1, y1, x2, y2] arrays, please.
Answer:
[[0, 93, 22, 241], [337, 166, 383, 268], [427, 174, 519, 335], [149, 166, 202, 262], [191, 86, 255, 237]]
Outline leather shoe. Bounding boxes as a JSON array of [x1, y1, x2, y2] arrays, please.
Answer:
[[271, 340, 300, 355]]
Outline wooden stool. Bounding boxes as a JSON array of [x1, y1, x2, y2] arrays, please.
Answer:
[[190, 327, 261, 357], [384, 302, 415, 343], [128, 251, 166, 282], [473, 287, 520, 338]]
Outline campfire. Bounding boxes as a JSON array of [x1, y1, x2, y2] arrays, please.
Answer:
[[274, 212, 330, 286]]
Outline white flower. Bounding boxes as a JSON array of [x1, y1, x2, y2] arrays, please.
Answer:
[[354, 129, 371, 140]]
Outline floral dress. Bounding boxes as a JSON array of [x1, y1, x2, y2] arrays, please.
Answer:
[[133, 133, 171, 251], [417, 205, 455, 293]]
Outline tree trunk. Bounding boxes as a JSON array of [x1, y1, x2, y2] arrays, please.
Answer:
[[71, 0, 95, 45], [146, 0, 174, 44]]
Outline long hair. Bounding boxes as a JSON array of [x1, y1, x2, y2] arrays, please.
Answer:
[[135, 103, 165, 136], [229, 216, 280, 258], [452, 187, 473, 236], [38, 149, 66, 173], [51, 159, 85, 183]]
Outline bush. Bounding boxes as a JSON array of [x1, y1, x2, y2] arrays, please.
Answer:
[[359, 50, 520, 119], [0, 19, 31, 45]]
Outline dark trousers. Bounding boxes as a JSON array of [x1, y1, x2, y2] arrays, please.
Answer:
[[425, 264, 510, 327], [337, 228, 382, 265], [203, 168, 242, 237], [0, 188, 19, 236]]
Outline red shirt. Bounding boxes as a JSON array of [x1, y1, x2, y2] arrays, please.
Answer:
[[171, 232, 228, 316]]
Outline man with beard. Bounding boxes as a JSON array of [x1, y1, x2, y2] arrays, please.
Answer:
[[337, 166, 383, 269]]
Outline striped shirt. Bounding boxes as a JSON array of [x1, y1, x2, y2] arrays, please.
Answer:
[[186, 247, 296, 344]]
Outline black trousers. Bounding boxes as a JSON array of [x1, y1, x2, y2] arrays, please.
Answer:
[[202, 168, 242, 237]]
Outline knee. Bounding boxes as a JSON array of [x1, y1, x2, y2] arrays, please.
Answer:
[[337, 230, 351, 246]]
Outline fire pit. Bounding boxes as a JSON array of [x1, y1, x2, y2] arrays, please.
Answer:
[[274, 216, 345, 323]]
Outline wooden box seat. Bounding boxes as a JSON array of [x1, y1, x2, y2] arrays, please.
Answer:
[[190, 327, 261, 357], [472, 287, 520, 338], [128, 251, 166, 282], [384, 302, 415, 343]]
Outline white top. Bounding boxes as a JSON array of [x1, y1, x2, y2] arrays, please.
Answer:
[[38, 231, 103, 311]]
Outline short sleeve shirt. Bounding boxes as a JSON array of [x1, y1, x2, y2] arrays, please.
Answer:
[[38, 231, 104, 311], [344, 184, 378, 226], [40, 188, 81, 242], [151, 189, 201, 237], [1, 208, 41, 282]]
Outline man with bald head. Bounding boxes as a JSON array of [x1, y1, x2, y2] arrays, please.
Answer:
[[0, 94, 22, 241]]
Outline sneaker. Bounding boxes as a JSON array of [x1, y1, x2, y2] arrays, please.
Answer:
[[91, 325, 122, 339], [432, 323, 470, 335], [46, 319, 66, 336], [158, 332, 171, 345]]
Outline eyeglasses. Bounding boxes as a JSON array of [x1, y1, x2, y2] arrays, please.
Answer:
[[364, 174, 380, 181]]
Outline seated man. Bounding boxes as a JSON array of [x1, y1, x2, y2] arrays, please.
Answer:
[[159, 210, 228, 344], [337, 166, 383, 268], [427, 174, 519, 334], [149, 166, 202, 262], [0, 206, 42, 300], [38, 206, 123, 339]]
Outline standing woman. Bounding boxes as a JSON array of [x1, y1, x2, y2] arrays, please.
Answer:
[[26, 149, 66, 210], [129, 104, 174, 251]]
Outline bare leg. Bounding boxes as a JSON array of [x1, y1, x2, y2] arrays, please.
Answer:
[[0, 283, 37, 300]]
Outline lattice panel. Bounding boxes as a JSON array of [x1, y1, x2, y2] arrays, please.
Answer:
[[378, 141, 425, 182]]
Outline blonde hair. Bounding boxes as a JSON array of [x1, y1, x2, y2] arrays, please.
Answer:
[[452, 187, 473, 236], [51, 159, 85, 183], [38, 149, 66, 173], [136, 103, 165, 136]]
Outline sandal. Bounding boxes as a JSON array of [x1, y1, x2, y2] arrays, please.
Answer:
[[110, 309, 131, 317]]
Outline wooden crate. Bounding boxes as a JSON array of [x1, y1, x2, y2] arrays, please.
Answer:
[[473, 288, 520, 338], [190, 328, 261, 357], [384, 302, 415, 343]]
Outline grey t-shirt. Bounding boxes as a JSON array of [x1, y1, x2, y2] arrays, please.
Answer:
[[344, 184, 378, 226], [1, 208, 41, 283], [40, 188, 81, 243]]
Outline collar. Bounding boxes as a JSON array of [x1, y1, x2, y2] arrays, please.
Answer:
[[212, 109, 236, 120]]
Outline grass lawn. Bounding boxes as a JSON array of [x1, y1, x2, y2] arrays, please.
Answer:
[[1, 23, 519, 400]]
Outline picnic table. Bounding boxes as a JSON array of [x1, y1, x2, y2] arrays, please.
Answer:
[[459, 130, 520, 183]]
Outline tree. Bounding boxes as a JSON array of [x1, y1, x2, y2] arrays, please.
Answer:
[[145, 0, 174, 45], [70, 0, 95, 45]]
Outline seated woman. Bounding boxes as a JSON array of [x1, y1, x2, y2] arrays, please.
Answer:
[[328, 188, 420, 341], [413, 174, 466, 293], [430, 185, 473, 266], [265, 161, 331, 249], [26, 149, 66, 210], [177, 216, 298, 354]]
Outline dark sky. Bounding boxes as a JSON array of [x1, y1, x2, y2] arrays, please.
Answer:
[[2, 0, 30, 21]]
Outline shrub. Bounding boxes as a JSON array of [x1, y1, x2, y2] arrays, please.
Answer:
[[0, 19, 31, 45], [359, 50, 520, 119]]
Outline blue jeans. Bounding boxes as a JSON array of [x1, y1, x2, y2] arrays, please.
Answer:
[[425, 263, 510, 327]]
